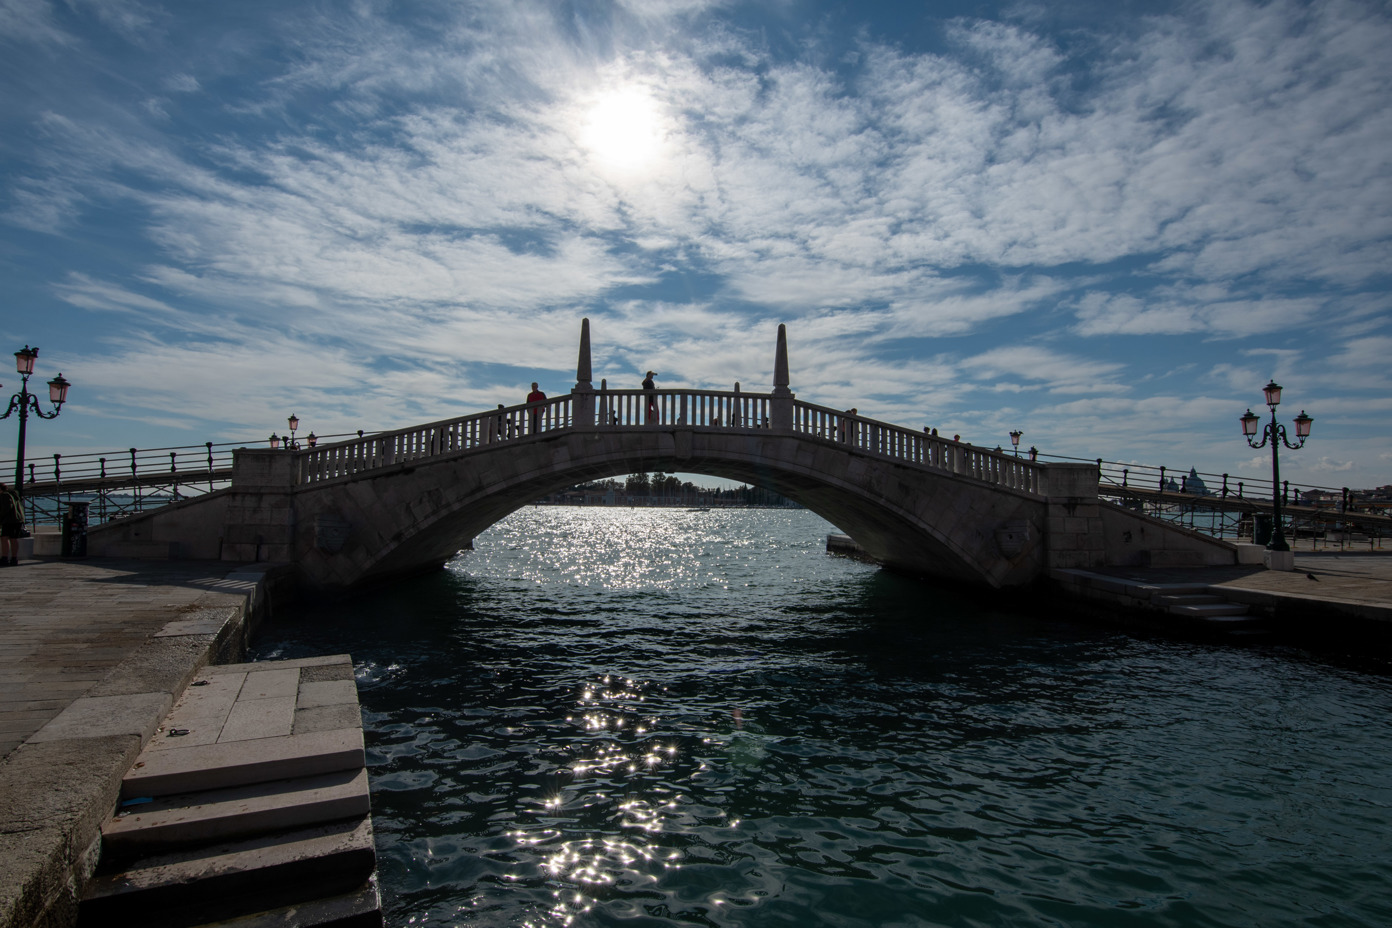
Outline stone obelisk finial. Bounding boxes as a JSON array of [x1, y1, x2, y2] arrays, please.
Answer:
[[576, 317, 593, 389], [771, 323, 793, 429], [574, 318, 595, 426], [772, 323, 791, 396]]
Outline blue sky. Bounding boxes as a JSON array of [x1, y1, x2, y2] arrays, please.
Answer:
[[2, 0, 1389, 489]]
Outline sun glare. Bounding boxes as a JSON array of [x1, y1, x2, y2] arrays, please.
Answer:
[[581, 88, 664, 173]]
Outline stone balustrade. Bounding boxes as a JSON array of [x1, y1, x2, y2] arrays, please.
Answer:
[[295, 388, 1045, 497]]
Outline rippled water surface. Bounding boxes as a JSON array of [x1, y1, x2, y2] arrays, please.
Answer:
[[253, 508, 1392, 927]]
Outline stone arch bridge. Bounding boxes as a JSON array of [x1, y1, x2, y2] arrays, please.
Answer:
[[90, 322, 1238, 592]]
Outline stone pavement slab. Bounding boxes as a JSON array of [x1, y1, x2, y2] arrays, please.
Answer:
[[0, 559, 266, 760], [0, 557, 276, 928]]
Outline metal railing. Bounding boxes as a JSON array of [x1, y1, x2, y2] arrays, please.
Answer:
[[1043, 452, 1390, 547], [3, 430, 384, 528]]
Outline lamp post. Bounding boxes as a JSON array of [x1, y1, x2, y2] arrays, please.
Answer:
[[270, 416, 314, 451], [1009, 430, 1022, 457], [1240, 380, 1312, 564], [2, 346, 72, 502]]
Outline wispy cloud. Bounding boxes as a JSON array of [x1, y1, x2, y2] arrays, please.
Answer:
[[1, 0, 1389, 486]]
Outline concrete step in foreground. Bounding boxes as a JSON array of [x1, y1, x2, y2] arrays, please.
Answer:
[[82, 817, 377, 928], [104, 768, 372, 854], [197, 878, 384, 928], [1150, 587, 1265, 629], [80, 655, 382, 928]]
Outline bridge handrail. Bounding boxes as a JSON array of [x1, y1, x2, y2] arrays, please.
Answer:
[[299, 396, 575, 485], [294, 390, 1047, 496], [297, 388, 779, 484], [595, 387, 769, 428], [790, 399, 1045, 495]]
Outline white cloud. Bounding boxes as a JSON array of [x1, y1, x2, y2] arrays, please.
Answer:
[[3, 0, 1391, 488], [961, 345, 1127, 396]]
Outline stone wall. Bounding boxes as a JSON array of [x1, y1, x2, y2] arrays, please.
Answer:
[[1098, 500, 1239, 567]]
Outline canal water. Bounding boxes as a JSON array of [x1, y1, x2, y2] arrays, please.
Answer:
[[252, 508, 1392, 927]]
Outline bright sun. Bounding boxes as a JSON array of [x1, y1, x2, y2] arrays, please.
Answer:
[[581, 88, 664, 172]]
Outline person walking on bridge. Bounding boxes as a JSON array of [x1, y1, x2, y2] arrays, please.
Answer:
[[526, 383, 547, 434], [642, 371, 657, 424], [838, 408, 857, 443], [0, 482, 23, 566]]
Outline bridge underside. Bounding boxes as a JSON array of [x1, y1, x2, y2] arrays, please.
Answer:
[[284, 428, 1051, 591]]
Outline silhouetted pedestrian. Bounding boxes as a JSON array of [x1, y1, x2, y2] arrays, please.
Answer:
[[839, 408, 857, 443], [0, 482, 22, 566], [526, 382, 547, 434], [642, 371, 657, 424]]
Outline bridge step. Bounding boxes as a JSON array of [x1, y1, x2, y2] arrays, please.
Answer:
[[103, 768, 371, 854], [1154, 591, 1252, 620], [82, 655, 382, 928], [80, 816, 378, 928], [191, 878, 384, 928], [1168, 602, 1253, 618], [1158, 593, 1226, 606]]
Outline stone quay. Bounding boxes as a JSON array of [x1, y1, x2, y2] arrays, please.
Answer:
[[0, 558, 280, 927]]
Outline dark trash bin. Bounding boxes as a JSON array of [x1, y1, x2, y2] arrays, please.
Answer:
[[1253, 513, 1273, 547], [61, 501, 90, 558]]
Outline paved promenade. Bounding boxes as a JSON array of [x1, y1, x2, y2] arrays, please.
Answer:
[[0, 557, 272, 928], [1086, 552, 1392, 617], [1052, 550, 1392, 645]]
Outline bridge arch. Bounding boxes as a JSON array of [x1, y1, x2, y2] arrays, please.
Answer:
[[281, 423, 1050, 591], [92, 321, 1209, 591]]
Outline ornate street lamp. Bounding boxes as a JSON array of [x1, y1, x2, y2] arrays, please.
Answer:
[[271, 416, 312, 451], [2, 346, 72, 502], [1241, 380, 1313, 557], [1009, 430, 1023, 457]]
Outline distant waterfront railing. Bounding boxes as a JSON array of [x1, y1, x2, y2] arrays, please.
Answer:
[[3, 430, 384, 529], [1042, 450, 1390, 546]]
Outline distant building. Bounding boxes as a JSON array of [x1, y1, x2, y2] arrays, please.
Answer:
[[1185, 467, 1210, 496]]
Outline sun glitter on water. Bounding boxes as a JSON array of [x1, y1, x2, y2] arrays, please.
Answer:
[[580, 87, 665, 173]]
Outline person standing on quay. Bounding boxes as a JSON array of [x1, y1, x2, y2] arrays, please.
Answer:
[[526, 382, 547, 434], [0, 482, 23, 566], [642, 371, 657, 424]]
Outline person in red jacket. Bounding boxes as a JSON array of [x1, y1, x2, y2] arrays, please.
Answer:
[[526, 382, 547, 434]]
